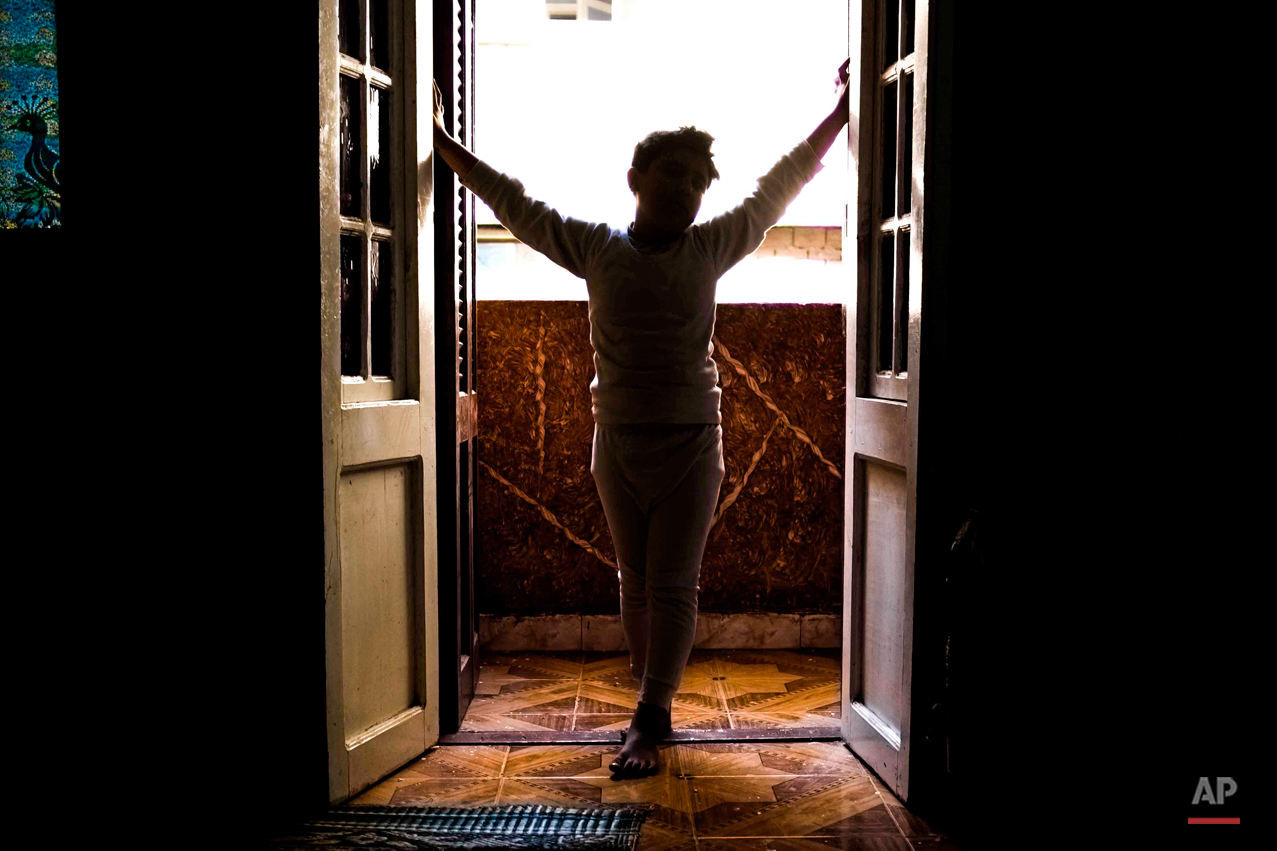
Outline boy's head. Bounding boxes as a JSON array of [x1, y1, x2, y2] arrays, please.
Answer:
[[627, 126, 720, 236]]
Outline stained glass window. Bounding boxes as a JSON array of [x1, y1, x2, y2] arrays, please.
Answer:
[[0, 0, 59, 229]]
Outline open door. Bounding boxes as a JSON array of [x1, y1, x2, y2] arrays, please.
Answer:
[[842, 0, 930, 803], [433, 0, 480, 734], [320, 0, 442, 803]]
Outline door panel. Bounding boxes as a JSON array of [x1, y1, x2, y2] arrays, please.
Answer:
[[853, 397, 906, 466], [842, 0, 928, 803], [340, 464, 417, 736], [322, 0, 440, 804], [861, 461, 906, 735], [347, 706, 428, 795], [341, 401, 423, 466]]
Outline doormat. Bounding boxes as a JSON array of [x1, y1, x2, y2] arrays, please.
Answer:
[[267, 804, 655, 850]]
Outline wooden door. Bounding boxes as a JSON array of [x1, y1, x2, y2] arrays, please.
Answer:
[[320, 0, 442, 803], [433, 0, 480, 734], [842, 0, 930, 803]]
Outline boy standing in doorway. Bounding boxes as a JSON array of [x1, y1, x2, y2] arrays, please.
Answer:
[[433, 60, 851, 778]]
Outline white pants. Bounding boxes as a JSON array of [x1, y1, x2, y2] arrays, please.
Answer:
[[590, 423, 725, 710]]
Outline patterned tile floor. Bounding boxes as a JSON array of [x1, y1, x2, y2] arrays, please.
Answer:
[[349, 650, 965, 849], [460, 648, 843, 733]]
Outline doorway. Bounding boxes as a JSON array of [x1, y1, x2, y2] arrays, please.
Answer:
[[320, 0, 950, 822], [434, 0, 935, 807]]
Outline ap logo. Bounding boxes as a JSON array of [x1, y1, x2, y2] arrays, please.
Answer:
[[1188, 776, 1241, 824], [1192, 777, 1237, 806]]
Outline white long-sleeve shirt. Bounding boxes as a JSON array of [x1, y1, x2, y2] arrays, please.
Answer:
[[460, 140, 824, 424]]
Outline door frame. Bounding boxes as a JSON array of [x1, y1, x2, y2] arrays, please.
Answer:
[[432, 0, 481, 736], [316, 0, 950, 810]]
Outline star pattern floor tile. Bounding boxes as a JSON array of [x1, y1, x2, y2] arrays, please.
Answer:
[[674, 743, 868, 778]]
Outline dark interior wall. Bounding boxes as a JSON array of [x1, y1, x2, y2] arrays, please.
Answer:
[[232, 14, 331, 836], [474, 301, 846, 616], [906, 0, 1029, 831], [39, 5, 330, 838], [189, 8, 332, 836], [900, 2, 1108, 839]]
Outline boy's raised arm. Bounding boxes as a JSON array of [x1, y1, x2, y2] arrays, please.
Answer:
[[807, 59, 852, 161], [430, 80, 607, 281], [700, 60, 851, 275], [433, 80, 477, 180]]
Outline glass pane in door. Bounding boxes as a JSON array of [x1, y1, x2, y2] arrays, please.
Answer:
[[904, 0, 916, 57], [880, 81, 897, 220], [339, 0, 363, 61], [340, 234, 364, 376], [370, 84, 392, 226], [370, 0, 391, 72], [371, 239, 393, 377], [883, 0, 899, 70], [902, 74, 912, 216], [899, 230, 910, 373], [340, 75, 363, 218], [878, 232, 895, 373]]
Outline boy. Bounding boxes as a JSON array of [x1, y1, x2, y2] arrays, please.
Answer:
[[433, 60, 851, 778]]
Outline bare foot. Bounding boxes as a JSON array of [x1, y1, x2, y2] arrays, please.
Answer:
[[609, 701, 671, 778]]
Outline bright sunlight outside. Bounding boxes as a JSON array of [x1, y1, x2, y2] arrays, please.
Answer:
[[473, 0, 850, 302]]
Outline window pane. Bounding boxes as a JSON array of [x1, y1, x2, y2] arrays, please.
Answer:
[[370, 0, 390, 72], [341, 235, 364, 376], [371, 85, 391, 225], [587, 7, 612, 20], [880, 81, 897, 220], [904, 0, 916, 57], [899, 230, 910, 373], [371, 240, 393, 376], [902, 74, 913, 215], [883, 0, 899, 70], [878, 232, 894, 373], [339, 0, 363, 61], [340, 75, 362, 218]]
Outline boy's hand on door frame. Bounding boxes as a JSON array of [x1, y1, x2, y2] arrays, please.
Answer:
[[834, 58, 852, 117], [432, 79, 447, 133]]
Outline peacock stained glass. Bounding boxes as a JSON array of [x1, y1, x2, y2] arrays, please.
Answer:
[[0, 0, 59, 229]]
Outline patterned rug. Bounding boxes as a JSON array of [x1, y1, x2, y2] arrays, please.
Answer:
[[267, 804, 654, 849]]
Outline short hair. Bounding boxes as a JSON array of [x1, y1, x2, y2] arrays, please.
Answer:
[[631, 126, 720, 187]]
